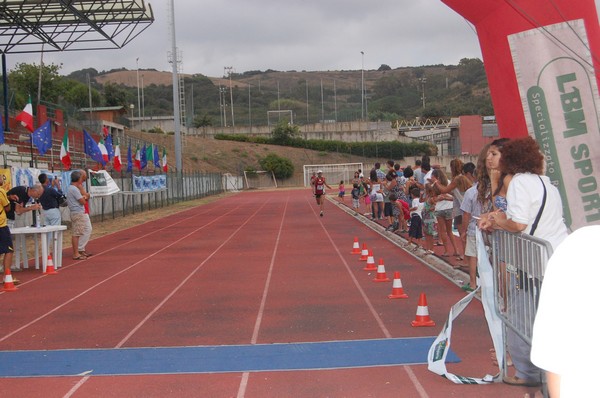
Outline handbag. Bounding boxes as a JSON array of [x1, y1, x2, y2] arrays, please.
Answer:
[[517, 175, 546, 292], [58, 194, 68, 207]]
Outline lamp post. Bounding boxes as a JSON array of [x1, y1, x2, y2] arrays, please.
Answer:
[[141, 74, 145, 120], [136, 58, 141, 121], [420, 77, 427, 108], [129, 104, 135, 129], [360, 51, 365, 120], [224, 66, 234, 127]]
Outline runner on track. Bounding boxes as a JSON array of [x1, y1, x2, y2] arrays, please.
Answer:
[[313, 170, 332, 217]]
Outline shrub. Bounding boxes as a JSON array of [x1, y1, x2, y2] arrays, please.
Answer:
[[259, 153, 294, 179]]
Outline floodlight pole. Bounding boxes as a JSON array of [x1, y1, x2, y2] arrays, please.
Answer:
[[361, 51, 364, 120], [169, 0, 182, 172], [136, 58, 141, 123]]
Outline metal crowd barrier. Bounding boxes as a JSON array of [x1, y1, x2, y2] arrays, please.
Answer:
[[490, 230, 553, 344]]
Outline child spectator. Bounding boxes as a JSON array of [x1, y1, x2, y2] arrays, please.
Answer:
[[361, 179, 371, 215], [407, 187, 424, 251], [351, 183, 361, 214], [337, 180, 345, 203], [421, 183, 437, 255], [399, 197, 410, 233], [386, 193, 401, 232]]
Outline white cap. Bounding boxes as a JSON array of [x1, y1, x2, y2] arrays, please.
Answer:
[[317, 170, 323, 173]]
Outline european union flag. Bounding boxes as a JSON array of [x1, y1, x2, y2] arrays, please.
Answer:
[[153, 144, 160, 168], [105, 133, 114, 160], [0, 115, 4, 145], [32, 119, 52, 155], [140, 143, 147, 170], [83, 129, 105, 165], [127, 143, 133, 172]]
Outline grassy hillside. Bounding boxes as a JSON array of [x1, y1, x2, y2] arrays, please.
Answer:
[[73, 59, 492, 127]]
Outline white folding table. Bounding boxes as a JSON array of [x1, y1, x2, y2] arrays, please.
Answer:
[[9, 225, 67, 273]]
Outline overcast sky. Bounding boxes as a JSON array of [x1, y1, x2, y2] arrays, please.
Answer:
[[7, 0, 599, 78]]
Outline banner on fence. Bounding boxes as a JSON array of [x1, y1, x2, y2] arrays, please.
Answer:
[[132, 174, 167, 193], [11, 167, 39, 188], [88, 170, 120, 196]]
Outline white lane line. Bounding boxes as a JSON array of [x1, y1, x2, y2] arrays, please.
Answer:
[[237, 193, 290, 398]]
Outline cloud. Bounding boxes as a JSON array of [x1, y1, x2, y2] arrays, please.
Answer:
[[8, 0, 597, 78]]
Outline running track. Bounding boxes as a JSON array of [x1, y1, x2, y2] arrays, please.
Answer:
[[0, 189, 533, 397]]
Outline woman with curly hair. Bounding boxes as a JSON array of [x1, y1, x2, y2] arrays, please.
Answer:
[[481, 135, 569, 388]]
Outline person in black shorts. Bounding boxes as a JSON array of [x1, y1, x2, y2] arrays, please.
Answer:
[[0, 187, 14, 274], [313, 170, 332, 217]]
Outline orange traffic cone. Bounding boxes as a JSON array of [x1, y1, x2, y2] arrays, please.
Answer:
[[411, 293, 436, 327], [3, 267, 18, 292], [359, 244, 369, 261], [388, 271, 408, 299], [350, 237, 361, 254], [44, 254, 58, 275], [373, 259, 391, 282], [364, 252, 378, 271]]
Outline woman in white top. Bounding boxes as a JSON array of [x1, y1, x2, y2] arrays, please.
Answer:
[[482, 136, 569, 388], [368, 169, 384, 220], [432, 159, 472, 261], [430, 168, 459, 258]]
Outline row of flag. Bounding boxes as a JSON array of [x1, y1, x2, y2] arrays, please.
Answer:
[[11, 96, 168, 173], [72, 129, 168, 173]]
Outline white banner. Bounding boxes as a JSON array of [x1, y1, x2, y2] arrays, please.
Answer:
[[428, 229, 503, 384], [509, 19, 600, 230], [88, 170, 120, 196], [132, 174, 167, 192]]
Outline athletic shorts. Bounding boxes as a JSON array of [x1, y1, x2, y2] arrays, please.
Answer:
[[0, 226, 14, 254]]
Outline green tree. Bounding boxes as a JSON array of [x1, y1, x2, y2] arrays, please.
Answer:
[[63, 81, 101, 109], [457, 58, 487, 85], [271, 119, 300, 144], [193, 113, 213, 127], [103, 82, 129, 107], [259, 153, 294, 179], [9, 62, 63, 107]]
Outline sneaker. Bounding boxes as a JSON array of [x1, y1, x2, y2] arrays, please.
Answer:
[[320, 211, 323, 217]]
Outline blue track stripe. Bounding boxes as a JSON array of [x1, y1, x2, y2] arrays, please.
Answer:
[[0, 337, 459, 377]]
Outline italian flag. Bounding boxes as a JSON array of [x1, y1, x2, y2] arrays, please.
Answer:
[[60, 130, 71, 170], [134, 144, 141, 170], [16, 95, 34, 132], [98, 138, 109, 162], [162, 148, 168, 172], [113, 140, 122, 172]]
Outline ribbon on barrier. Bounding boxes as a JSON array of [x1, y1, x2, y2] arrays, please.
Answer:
[[427, 229, 504, 384]]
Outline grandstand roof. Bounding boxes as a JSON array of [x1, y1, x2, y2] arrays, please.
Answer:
[[0, 0, 154, 54]]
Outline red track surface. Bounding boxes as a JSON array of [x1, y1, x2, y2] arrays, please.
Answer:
[[0, 189, 535, 397]]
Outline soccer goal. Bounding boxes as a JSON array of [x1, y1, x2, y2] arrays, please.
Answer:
[[243, 170, 278, 189], [222, 173, 243, 192], [303, 163, 364, 187], [267, 110, 294, 126]]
